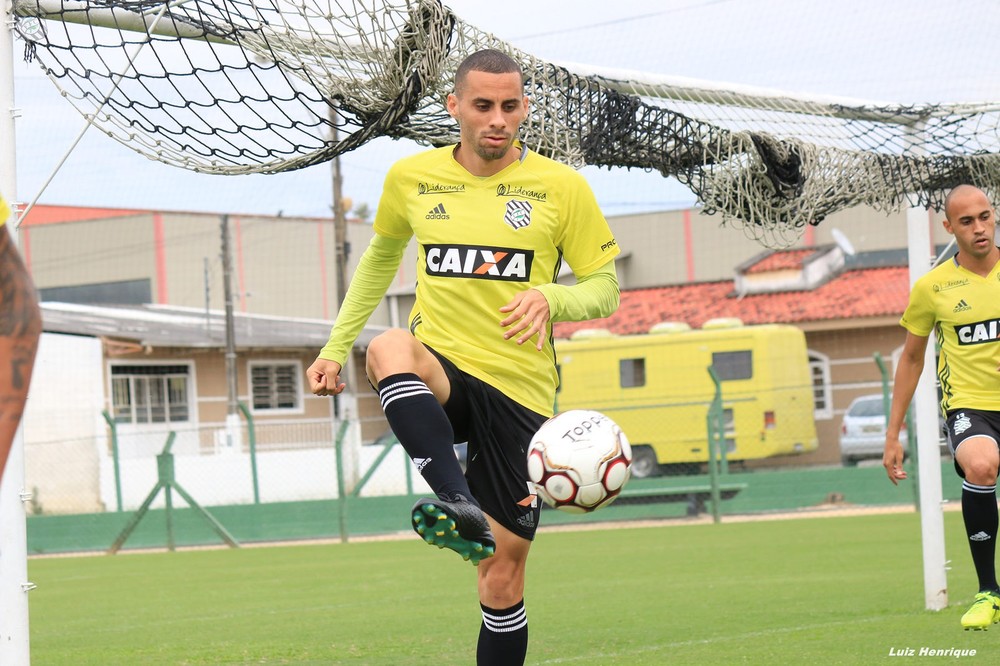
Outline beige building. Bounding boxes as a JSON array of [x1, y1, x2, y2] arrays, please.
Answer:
[[25, 301, 408, 514], [19, 201, 959, 475]]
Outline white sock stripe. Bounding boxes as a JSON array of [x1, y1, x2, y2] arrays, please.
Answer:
[[962, 481, 997, 494], [483, 618, 528, 633], [482, 607, 527, 633], [378, 382, 433, 408], [482, 607, 526, 624], [378, 380, 431, 399], [380, 390, 433, 410], [379, 384, 432, 402]]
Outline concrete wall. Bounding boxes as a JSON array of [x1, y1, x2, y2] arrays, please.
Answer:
[[23, 333, 107, 513]]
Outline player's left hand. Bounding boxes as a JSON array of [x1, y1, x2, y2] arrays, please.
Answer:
[[882, 437, 908, 485], [500, 289, 551, 350]]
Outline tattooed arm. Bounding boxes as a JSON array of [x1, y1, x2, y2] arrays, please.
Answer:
[[0, 203, 42, 480]]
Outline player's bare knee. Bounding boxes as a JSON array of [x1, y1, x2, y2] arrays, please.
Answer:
[[959, 451, 999, 484], [963, 460, 1000, 485], [479, 570, 523, 608], [366, 329, 418, 380], [478, 557, 525, 607], [956, 438, 1000, 484]]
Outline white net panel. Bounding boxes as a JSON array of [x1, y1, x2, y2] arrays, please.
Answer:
[[12, 0, 1000, 246]]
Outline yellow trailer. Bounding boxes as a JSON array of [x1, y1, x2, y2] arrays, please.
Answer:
[[555, 320, 818, 477]]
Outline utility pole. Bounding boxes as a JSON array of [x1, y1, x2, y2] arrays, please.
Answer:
[[203, 257, 211, 334], [330, 111, 349, 308], [328, 111, 352, 439], [220, 215, 240, 452]]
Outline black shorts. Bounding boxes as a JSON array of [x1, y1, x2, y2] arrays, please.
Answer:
[[944, 408, 1000, 478], [429, 346, 548, 541]]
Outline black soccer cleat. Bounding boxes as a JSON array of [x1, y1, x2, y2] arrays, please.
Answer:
[[411, 494, 496, 565]]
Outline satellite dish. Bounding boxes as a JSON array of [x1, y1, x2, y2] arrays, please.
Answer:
[[831, 228, 856, 256]]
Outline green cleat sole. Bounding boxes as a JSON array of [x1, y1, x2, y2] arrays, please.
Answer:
[[411, 503, 495, 565]]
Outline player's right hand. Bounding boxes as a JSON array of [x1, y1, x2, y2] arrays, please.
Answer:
[[882, 436, 907, 485], [307, 358, 346, 396]]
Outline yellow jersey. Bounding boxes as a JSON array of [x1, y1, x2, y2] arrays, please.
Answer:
[[374, 143, 620, 415], [900, 254, 1000, 412]]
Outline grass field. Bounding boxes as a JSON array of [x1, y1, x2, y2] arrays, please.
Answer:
[[27, 509, 997, 665]]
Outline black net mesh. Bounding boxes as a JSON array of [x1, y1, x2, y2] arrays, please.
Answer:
[[13, 0, 1000, 246]]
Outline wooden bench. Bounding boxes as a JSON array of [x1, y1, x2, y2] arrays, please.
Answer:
[[613, 482, 748, 516]]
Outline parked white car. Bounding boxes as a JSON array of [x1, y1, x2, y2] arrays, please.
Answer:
[[839, 394, 904, 466]]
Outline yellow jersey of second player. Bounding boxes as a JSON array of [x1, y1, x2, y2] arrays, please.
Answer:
[[373, 142, 620, 416], [900, 254, 1000, 412]]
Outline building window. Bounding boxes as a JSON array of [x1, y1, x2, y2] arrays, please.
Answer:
[[111, 364, 190, 424], [250, 362, 302, 412], [620, 358, 646, 388], [711, 350, 752, 381], [808, 350, 833, 420]]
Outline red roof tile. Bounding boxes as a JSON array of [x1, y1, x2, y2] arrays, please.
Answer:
[[554, 266, 909, 338], [20, 204, 147, 226], [744, 248, 817, 273]]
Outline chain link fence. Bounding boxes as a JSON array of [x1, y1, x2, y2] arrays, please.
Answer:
[[22, 376, 958, 556]]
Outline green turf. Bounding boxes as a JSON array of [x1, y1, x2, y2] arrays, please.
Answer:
[[28, 510, 997, 665]]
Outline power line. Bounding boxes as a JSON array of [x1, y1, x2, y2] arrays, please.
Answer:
[[510, 0, 738, 40]]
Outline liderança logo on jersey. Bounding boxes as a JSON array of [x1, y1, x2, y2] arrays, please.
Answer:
[[418, 182, 465, 195], [933, 278, 970, 292], [956, 318, 1000, 345], [496, 184, 546, 202], [424, 244, 534, 281]]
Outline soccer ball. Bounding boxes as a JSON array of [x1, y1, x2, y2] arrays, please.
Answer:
[[526, 410, 632, 513]]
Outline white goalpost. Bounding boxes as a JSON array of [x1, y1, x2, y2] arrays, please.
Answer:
[[1, 5, 33, 664], [8, 0, 994, 659], [905, 210, 949, 612]]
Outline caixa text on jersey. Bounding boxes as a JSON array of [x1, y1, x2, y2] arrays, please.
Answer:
[[424, 244, 534, 281]]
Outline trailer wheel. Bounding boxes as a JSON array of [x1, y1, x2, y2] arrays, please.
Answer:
[[630, 445, 660, 478]]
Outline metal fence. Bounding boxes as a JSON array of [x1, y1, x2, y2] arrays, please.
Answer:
[[21, 371, 959, 555]]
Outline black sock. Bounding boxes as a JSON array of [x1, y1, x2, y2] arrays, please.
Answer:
[[378, 373, 472, 503], [962, 481, 1000, 592], [477, 600, 528, 666]]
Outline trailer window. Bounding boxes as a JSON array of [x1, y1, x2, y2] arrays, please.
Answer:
[[620, 358, 646, 388], [711, 350, 752, 381]]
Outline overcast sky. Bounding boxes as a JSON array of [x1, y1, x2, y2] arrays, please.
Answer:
[[10, 0, 1000, 219]]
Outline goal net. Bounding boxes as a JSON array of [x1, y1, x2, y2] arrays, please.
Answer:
[[12, 0, 1000, 246]]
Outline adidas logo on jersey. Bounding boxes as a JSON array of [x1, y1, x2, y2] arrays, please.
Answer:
[[954, 299, 971, 312], [425, 203, 450, 220]]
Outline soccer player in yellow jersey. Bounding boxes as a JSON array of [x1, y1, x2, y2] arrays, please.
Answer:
[[307, 50, 619, 664], [883, 184, 1000, 630], [0, 194, 42, 481]]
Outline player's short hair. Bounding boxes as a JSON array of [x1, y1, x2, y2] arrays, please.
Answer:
[[944, 184, 990, 220], [455, 49, 523, 94]]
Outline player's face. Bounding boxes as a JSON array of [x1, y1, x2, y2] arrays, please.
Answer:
[[944, 188, 998, 261], [448, 70, 528, 174]]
